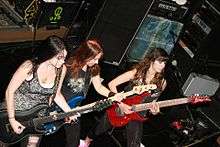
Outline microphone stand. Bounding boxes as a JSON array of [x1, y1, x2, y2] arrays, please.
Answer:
[[170, 31, 196, 127], [173, 64, 196, 125]]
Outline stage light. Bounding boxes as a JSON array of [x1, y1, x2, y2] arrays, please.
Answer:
[[172, 0, 187, 5]]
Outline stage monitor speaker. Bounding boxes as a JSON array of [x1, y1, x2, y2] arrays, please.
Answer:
[[87, 0, 154, 66], [196, 99, 220, 130], [182, 73, 219, 96]]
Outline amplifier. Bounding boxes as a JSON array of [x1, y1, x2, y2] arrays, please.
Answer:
[[182, 73, 219, 96], [149, 0, 188, 21], [180, 0, 220, 54]]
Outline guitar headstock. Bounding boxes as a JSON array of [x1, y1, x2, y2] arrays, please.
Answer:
[[132, 84, 157, 95], [93, 99, 113, 111], [189, 95, 211, 104]]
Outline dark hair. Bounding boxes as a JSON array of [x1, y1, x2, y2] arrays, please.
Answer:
[[32, 35, 66, 71], [133, 48, 169, 89], [66, 39, 103, 78]]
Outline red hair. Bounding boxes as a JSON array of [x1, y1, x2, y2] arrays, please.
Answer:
[[66, 39, 103, 78]]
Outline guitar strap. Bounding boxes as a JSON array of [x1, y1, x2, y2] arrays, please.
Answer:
[[46, 66, 63, 115], [48, 65, 63, 106], [82, 70, 91, 97]]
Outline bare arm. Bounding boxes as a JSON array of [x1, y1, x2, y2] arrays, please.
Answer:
[[91, 75, 111, 97], [107, 69, 137, 114], [5, 60, 33, 133], [5, 60, 33, 119], [108, 69, 137, 93], [161, 79, 167, 91]]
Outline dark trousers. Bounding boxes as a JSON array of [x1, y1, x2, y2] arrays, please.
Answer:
[[87, 113, 143, 147], [64, 120, 81, 147], [0, 141, 8, 147]]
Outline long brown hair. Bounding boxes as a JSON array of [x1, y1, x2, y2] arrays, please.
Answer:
[[66, 39, 103, 78], [133, 48, 169, 89]]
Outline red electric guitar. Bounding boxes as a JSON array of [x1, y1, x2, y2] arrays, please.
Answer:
[[107, 95, 211, 127]]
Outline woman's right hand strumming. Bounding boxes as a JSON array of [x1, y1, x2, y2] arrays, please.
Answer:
[[118, 102, 133, 114], [9, 118, 25, 134]]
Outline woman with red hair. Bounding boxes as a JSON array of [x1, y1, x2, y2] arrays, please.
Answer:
[[61, 39, 121, 147]]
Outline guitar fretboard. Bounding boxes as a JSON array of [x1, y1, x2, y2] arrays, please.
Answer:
[[33, 104, 95, 125], [132, 98, 190, 112], [33, 84, 153, 126]]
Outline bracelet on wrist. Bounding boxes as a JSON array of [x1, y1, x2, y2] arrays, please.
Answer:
[[108, 91, 116, 97]]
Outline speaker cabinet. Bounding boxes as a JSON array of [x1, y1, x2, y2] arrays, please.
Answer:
[[182, 73, 219, 96], [87, 0, 154, 65]]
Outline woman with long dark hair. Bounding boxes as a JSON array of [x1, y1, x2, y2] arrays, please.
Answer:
[[0, 35, 75, 147], [81, 48, 169, 147]]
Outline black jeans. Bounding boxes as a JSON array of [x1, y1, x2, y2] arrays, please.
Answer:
[[87, 113, 143, 147], [64, 120, 81, 147], [0, 141, 8, 147]]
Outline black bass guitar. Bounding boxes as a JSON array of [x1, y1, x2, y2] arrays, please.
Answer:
[[0, 99, 111, 144], [0, 84, 155, 144]]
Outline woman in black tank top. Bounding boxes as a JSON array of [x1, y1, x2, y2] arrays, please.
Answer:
[[82, 48, 169, 147], [61, 39, 122, 147]]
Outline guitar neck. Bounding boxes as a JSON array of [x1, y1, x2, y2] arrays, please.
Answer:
[[33, 103, 96, 125], [108, 90, 135, 102], [132, 97, 190, 112], [34, 88, 146, 125], [123, 90, 135, 97], [158, 98, 190, 108], [108, 84, 155, 102]]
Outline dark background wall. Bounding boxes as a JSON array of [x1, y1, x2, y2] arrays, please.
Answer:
[[1, 0, 220, 146]]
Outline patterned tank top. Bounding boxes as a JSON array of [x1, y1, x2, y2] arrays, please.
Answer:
[[14, 70, 59, 111], [0, 67, 60, 113]]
